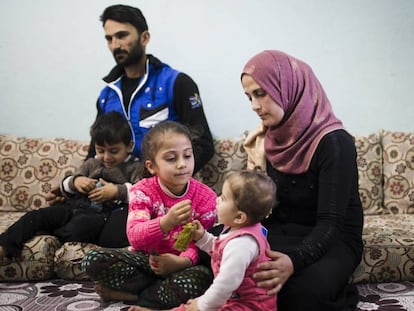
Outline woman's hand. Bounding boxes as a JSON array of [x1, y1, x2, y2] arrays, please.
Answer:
[[253, 249, 294, 295], [149, 253, 191, 276], [160, 199, 192, 233], [88, 179, 117, 203]]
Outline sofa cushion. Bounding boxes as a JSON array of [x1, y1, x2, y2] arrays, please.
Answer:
[[0, 134, 89, 213], [351, 214, 414, 283], [381, 130, 414, 214], [195, 135, 247, 194], [354, 133, 384, 215], [0, 234, 60, 281], [54, 241, 100, 281]]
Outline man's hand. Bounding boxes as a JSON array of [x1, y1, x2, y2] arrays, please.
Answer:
[[45, 185, 65, 205]]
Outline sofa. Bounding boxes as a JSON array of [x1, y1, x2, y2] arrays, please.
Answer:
[[0, 130, 413, 284]]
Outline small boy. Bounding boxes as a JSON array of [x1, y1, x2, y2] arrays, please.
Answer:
[[0, 111, 144, 263]]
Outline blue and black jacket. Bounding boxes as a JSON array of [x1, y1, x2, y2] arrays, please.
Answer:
[[87, 55, 214, 173]]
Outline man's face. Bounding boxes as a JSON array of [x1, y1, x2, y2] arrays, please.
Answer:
[[104, 20, 145, 66]]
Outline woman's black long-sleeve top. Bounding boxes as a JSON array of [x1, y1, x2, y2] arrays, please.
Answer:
[[264, 129, 364, 272]]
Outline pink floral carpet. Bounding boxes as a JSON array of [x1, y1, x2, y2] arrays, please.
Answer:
[[0, 280, 413, 310]]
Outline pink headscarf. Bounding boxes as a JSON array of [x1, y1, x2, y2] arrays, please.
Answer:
[[242, 50, 344, 174]]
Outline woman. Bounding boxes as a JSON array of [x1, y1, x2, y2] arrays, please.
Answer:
[[241, 50, 363, 310]]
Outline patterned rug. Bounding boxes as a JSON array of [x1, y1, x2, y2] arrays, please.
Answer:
[[0, 280, 413, 311]]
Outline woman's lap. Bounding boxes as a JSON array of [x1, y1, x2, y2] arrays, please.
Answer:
[[277, 243, 359, 311]]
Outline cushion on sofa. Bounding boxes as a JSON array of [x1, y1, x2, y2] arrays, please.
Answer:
[[354, 133, 384, 215], [195, 134, 247, 194], [381, 130, 414, 214], [0, 134, 89, 213], [352, 214, 414, 283], [0, 235, 60, 281], [54, 241, 100, 281]]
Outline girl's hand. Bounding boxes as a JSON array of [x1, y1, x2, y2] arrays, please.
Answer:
[[149, 253, 191, 276], [88, 179, 117, 203], [160, 199, 192, 232], [74, 176, 97, 194], [191, 220, 205, 241], [253, 249, 294, 295]]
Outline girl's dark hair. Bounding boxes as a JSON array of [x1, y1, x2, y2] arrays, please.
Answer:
[[141, 121, 192, 162], [90, 111, 131, 146], [226, 169, 277, 224], [100, 5, 148, 34]]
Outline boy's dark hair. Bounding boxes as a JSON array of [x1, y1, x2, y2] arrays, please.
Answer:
[[100, 4, 148, 33], [226, 169, 277, 224], [90, 111, 132, 147], [141, 121, 192, 162]]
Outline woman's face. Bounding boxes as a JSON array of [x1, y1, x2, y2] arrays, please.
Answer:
[[242, 74, 285, 128]]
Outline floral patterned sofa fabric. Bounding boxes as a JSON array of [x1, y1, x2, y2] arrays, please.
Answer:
[[381, 130, 414, 214], [0, 134, 89, 213], [354, 132, 384, 215], [1, 131, 414, 284]]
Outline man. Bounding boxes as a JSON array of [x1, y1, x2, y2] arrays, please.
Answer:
[[87, 4, 214, 174]]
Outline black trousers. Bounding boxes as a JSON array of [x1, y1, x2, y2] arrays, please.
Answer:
[[0, 201, 129, 258], [268, 231, 360, 311]]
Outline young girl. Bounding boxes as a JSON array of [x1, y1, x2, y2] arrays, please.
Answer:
[[81, 121, 217, 309], [130, 169, 278, 311]]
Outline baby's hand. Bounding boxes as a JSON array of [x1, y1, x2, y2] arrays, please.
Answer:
[[184, 298, 200, 311], [74, 176, 97, 194], [160, 199, 192, 232], [191, 220, 205, 241], [88, 179, 117, 203]]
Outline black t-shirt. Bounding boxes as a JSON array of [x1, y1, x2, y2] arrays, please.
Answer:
[[121, 76, 141, 111]]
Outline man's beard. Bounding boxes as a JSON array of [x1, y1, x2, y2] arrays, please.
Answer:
[[113, 41, 144, 67]]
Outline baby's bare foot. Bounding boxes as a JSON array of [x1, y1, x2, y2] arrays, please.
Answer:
[[94, 283, 138, 303]]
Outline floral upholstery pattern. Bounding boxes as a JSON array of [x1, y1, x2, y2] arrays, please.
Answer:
[[194, 134, 248, 194], [352, 214, 414, 283], [354, 133, 384, 215], [1, 131, 414, 284], [0, 134, 89, 212], [54, 241, 100, 280], [381, 130, 414, 214], [0, 231, 60, 281]]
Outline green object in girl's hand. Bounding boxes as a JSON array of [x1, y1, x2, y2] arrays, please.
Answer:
[[173, 223, 195, 252]]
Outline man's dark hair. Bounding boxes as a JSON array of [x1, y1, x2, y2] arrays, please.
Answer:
[[100, 4, 148, 33], [90, 111, 132, 147]]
